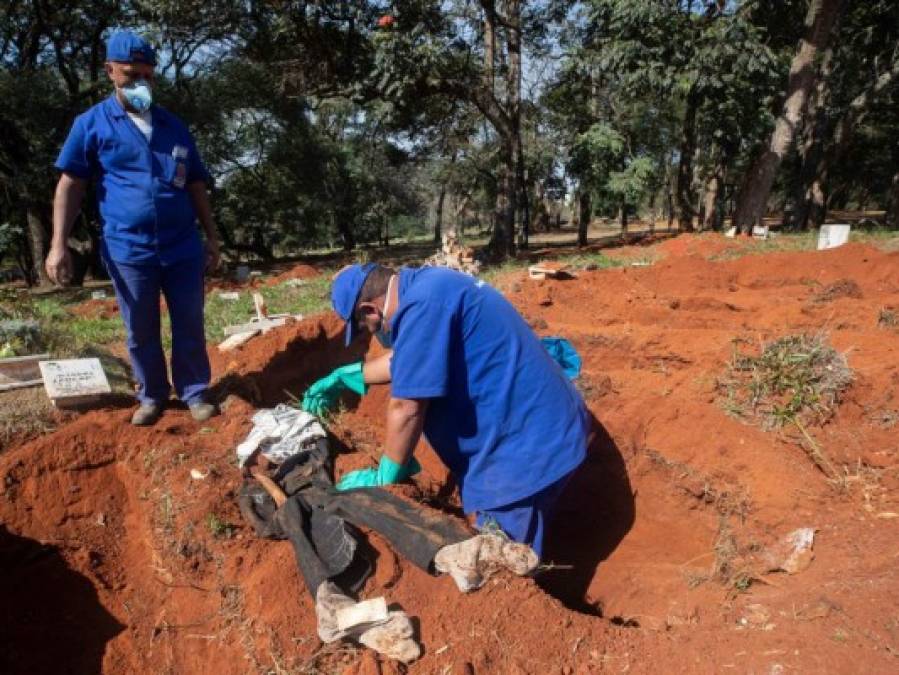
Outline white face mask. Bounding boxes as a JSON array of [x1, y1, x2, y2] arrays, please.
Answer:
[[374, 275, 396, 348], [119, 78, 153, 113]]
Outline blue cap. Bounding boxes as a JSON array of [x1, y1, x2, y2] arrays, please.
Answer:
[[106, 31, 156, 66], [332, 263, 376, 346]]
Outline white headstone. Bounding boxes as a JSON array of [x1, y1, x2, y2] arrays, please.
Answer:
[[218, 291, 240, 301], [817, 224, 851, 250], [752, 225, 769, 240], [91, 290, 107, 300], [724, 226, 737, 238], [39, 358, 111, 401]]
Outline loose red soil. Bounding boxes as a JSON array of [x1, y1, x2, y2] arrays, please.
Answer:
[[3, 237, 899, 673], [264, 264, 321, 286], [68, 297, 120, 320]]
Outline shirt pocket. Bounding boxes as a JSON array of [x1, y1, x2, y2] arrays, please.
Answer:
[[152, 150, 187, 190]]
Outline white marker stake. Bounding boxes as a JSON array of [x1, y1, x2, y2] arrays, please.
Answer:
[[817, 224, 850, 250]]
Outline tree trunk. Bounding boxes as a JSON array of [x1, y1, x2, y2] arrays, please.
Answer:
[[483, 0, 495, 92], [733, 0, 845, 233], [676, 85, 700, 232], [619, 200, 628, 235], [515, 134, 529, 250], [490, 146, 515, 258], [886, 172, 899, 227], [507, 0, 527, 251], [792, 45, 834, 230], [25, 206, 51, 287], [666, 188, 674, 230], [702, 173, 720, 231], [335, 214, 354, 251], [503, 142, 517, 257], [807, 173, 828, 229], [433, 187, 446, 245], [483, 0, 514, 258], [577, 190, 590, 247], [800, 51, 899, 230]]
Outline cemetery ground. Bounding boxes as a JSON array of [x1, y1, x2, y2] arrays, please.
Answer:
[[2, 229, 899, 673]]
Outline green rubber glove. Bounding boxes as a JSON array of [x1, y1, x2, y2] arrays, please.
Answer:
[[336, 454, 422, 491], [302, 361, 368, 416]]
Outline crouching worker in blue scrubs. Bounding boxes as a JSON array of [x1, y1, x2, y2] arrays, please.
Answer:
[[46, 31, 219, 426], [302, 263, 590, 559]]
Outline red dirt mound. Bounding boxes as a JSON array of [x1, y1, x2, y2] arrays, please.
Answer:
[[265, 264, 321, 286], [68, 297, 120, 319], [655, 231, 747, 258], [3, 237, 899, 673]]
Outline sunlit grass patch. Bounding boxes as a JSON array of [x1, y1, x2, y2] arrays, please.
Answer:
[[718, 333, 853, 431], [202, 274, 333, 342]]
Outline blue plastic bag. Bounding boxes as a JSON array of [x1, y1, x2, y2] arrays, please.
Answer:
[[540, 336, 582, 380]]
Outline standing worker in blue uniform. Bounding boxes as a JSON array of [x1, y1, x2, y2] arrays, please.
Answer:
[[302, 263, 590, 558], [46, 31, 219, 426]]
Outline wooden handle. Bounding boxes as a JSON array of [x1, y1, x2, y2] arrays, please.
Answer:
[[250, 466, 287, 508]]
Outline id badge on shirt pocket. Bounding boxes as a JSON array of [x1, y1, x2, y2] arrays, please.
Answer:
[[171, 145, 188, 189]]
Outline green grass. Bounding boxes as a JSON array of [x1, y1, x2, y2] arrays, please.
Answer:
[[3, 271, 333, 353], [206, 512, 236, 539], [708, 229, 899, 261], [557, 250, 650, 269], [718, 333, 853, 430], [480, 250, 632, 286], [201, 274, 333, 342], [708, 232, 819, 261], [9, 295, 125, 353]]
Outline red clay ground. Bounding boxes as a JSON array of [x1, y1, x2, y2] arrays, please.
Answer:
[[3, 238, 899, 674]]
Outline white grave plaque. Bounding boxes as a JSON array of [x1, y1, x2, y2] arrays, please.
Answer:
[[724, 226, 737, 238], [817, 224, 850, 250], [751, 224, 769, 239], [39, 358, 111, 402]]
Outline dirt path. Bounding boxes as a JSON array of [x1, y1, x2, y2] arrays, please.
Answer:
[[2, 239, 899, 673]]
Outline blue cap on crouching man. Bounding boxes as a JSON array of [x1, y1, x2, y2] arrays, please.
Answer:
[[106, 30, 157, 66], [332, 263, 377, 346]]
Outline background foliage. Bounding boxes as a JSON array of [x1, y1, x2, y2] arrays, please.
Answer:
[[1, 0, 897, 283]]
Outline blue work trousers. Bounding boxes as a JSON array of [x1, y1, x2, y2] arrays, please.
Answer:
[[105, 254, 210, 406], [475, 470, 574, 558]]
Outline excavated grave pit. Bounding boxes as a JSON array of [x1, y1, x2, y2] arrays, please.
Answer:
[[3, 239, 899, 673]]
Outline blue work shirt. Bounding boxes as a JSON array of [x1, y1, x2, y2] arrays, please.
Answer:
[[55, 95, 209, 265], [389, 267, 589, 512]]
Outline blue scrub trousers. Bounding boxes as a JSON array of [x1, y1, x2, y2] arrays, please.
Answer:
[[105, 253, 210, 406], [475, 470, 573, 558]]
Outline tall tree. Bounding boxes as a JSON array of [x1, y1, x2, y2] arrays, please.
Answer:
[[733, 0, 846, 232]]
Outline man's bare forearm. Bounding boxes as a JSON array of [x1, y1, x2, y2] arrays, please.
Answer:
[[52, 173, 87, 247], [363, 352, 392, 385], [383, 397, 428, 465]]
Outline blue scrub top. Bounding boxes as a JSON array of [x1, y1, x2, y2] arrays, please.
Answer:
[[389, 267, 589, 513], [55, 95, 209, 265]]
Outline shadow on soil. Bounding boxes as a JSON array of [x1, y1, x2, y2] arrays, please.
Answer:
[[210, 324, 367, 407], [0, 525, 124, 674], [538, 414, 635, 616]]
